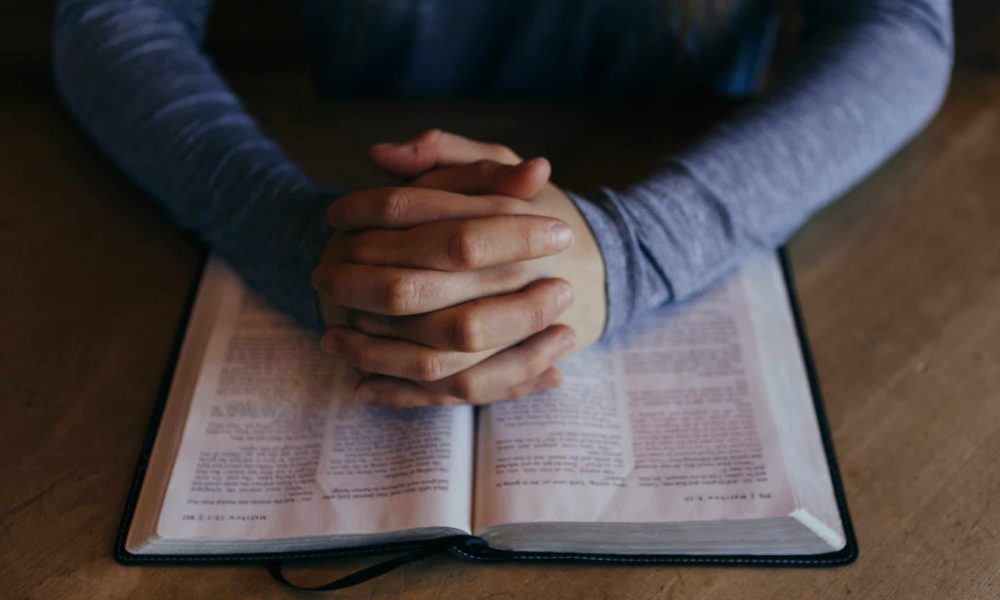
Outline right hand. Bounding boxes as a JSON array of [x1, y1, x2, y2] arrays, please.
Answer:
[[314, 145, 578, 406]]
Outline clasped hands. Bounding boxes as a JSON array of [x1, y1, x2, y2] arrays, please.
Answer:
[[313, 130, 607, 408]]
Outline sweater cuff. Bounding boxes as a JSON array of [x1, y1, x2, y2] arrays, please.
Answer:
[[564, 187, 662, 343], [215, 186, 343, 335], [566, 161, 751, 342]]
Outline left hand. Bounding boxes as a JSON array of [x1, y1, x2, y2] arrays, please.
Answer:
[[364, 131, 608, 352], [314, 131, 607, 407]]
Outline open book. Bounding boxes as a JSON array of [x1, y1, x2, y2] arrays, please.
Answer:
[[120, 251, 855, 564]]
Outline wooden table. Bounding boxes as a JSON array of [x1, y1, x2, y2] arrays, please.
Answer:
[[3, 12, 999, 600]]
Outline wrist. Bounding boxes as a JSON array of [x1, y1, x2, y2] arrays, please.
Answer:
[[563, 188, 626, 343], [526, 185, 607, 351]]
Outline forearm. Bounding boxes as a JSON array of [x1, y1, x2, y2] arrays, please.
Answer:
[[53, 0, 336, 331], [575, 0, 954, 339]]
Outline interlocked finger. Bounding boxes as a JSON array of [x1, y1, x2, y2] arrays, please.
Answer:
[[345, 216, 573, 271], [352, 325, 576, 407], [347, 278, 574, 352]]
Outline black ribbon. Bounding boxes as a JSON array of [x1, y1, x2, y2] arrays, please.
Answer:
[[267, 536, 469, 592]]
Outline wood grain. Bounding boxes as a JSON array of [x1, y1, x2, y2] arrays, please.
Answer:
[[2, 10, 998, 600]]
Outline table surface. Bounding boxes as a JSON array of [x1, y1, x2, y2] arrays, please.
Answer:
[[3, 15, 999, 600]]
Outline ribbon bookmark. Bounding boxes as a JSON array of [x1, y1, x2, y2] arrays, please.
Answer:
[[268, 536, 470, 592]]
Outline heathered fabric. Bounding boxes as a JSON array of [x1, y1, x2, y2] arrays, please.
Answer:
[[52, 0, 953, 340]]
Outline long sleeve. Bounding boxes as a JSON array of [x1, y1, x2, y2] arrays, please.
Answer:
[[571, 0, 954, 340], [53, 0, 337, 332]]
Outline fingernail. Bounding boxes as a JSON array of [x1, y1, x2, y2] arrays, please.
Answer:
[[556, 283, 574, 309], [549, 222, 573, 248]]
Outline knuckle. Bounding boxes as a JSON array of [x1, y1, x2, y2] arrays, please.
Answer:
[[384, 275, 421, 314], [446, 227, 484, 268], [415, 129, 442, 158], [450, 314, 485, 352], [414, 352, 448, 381], [380, 189, 410, 225], [419, 128, 443, 145], [526, 300, 551, 333]]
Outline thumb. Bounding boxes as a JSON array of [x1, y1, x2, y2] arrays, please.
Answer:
[[409, 158, 551, 200], [369, 129, 522, 178]]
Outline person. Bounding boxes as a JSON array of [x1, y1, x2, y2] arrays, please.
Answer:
[[52, 0, 953, 407]]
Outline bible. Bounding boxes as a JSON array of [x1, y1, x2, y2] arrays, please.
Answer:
[[116, 250, 856, 568]]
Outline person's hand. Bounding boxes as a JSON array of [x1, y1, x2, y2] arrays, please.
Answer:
[[312, 154, 579, 407], [366, 130, 607, 350], [313, 130, 607, 407]]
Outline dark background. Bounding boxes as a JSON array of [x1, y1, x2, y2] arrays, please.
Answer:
[[1, 3, 998, 599], [4, 1, 998, 98]]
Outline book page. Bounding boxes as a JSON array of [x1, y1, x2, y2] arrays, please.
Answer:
[[152, 259, 473, 545], [474, 252, 800, 531]]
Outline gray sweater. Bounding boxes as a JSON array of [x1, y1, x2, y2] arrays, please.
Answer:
[[52, 0, 953, 341]]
